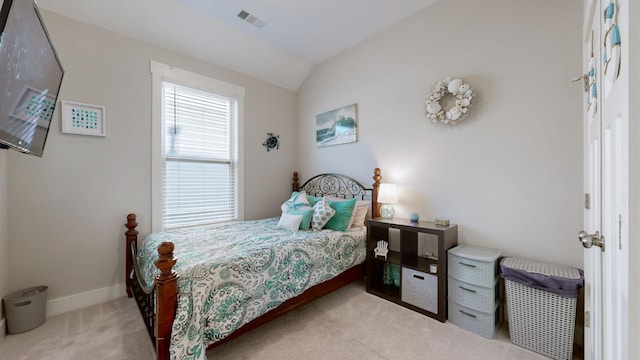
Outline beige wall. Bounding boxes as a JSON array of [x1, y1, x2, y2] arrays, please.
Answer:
[[297, 0, 584, 268], [4, 0, 585, 313], [6, 10, 297, 302]]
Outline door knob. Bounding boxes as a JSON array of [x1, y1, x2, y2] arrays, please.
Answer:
[[578, 230, 605, 251]]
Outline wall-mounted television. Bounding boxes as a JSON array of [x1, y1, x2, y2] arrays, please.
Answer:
[[0, 0, 64, 157]]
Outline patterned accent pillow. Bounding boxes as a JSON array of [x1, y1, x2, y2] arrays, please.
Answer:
[[281, 191, 312, 212], [311, 197, 336, 231], [276, 211, 303, 232]]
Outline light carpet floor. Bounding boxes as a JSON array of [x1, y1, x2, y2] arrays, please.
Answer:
[[0, 280, 577, 359]]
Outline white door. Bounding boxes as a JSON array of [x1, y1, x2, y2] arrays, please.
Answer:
[[581, 1, 629, 359], [599, 0, 629, 358], [582, 1, 603, 357]]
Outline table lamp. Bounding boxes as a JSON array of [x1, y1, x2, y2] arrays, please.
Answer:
[[378, 183, 398, 219]]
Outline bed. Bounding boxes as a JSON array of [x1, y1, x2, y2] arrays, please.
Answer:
[[125, 168, 383, 360]]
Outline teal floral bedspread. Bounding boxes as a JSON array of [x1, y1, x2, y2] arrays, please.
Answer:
[[137, 217, 366, 360]]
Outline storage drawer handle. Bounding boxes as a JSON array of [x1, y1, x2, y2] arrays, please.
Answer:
[[459, 286, 476, 293], [459, 310, 477, 318], [413, 274, 424, 280], [459, 261, 476, 268]]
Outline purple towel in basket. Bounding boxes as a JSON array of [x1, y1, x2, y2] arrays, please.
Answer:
[[499, 257, 584, 298]]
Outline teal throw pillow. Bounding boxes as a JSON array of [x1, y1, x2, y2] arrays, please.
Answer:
[[288, 208, 313, 230], [294, 191, 321, 207], [307, 194, 322, 207], [324, 197, 357, 231]]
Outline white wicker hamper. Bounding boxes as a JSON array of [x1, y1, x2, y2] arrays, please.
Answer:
[[500, 257, 583, 360]]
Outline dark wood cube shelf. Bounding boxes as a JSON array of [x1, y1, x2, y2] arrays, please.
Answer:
[[366, 217, 458, 322]]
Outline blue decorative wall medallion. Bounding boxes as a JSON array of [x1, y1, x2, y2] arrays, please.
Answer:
[[263, 133, 280, 151]]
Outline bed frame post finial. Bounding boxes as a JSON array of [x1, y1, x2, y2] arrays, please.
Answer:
[[125, 213, 139, 298], [372, 168, 382, 219], [155, 242, 178, 360], [292, 171, 300, 192], [155, 242, 178, 283]]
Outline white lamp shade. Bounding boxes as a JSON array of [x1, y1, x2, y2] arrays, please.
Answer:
[[378, 183, 398, 204]]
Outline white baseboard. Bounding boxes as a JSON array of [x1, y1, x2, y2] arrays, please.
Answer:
[[46, 283, 126, 318]]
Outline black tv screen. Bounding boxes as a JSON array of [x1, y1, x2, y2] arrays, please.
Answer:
[[0, 0, 64, 157]]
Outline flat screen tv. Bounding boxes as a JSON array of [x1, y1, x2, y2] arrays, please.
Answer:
[[0, 0, 64, 157]]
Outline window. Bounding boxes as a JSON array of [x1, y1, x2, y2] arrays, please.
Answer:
[[151, 61, 244, 231]]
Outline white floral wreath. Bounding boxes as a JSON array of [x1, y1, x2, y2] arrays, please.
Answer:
[[425, 77, 474, 125]]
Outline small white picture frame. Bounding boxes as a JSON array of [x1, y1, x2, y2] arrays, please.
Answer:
[[61, 101, 106, 136]]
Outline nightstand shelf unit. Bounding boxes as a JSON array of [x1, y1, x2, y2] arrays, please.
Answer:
[[366, 217, 458, 322]]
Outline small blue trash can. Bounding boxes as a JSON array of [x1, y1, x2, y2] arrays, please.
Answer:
[[3, 285, 48, 334]]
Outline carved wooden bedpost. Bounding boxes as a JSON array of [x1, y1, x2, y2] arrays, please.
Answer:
[[292, 171, 300, 192], [155, 242, 178, 360], [125, 214, 139, 298], [372, 168, 382, 219]]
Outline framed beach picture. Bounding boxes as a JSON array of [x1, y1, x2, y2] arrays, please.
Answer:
[[316, 103, 357, 147]]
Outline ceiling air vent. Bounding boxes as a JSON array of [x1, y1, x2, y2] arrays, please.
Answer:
[[237, 10, 266, 28]]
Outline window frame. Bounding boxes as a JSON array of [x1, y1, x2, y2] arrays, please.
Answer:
[[150, 60, 245, 232]]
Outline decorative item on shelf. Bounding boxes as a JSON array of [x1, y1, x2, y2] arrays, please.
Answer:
[[377, 183, 398, 219], [373, 240, 389, 260], [409, 212, 420, 222], [424, 77, 474, 125], [262, 133, 280, 151], [430, 264, 438, 274], [435, 218, 450, 226], [423, 251, 438, 261], [383, 263, 400, 287]]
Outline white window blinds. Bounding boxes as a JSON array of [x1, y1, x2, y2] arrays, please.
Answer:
[[162, 81, 238, 229]]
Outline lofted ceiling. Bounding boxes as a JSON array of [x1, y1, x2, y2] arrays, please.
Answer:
[[36, 0, 440, 90]]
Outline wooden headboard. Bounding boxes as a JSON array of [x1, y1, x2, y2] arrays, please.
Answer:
[[291, 168, 382, 219]]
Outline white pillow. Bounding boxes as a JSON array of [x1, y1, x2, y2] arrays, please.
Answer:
[[277, 212, 303, 232], [325, 196, 369, 229], [311, 197, 336, 231]]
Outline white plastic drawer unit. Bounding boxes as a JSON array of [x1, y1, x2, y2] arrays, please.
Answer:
[[401, 267, 437, 314], [448, 277, 500, 313], [447, 245, 503, 339], [448, 300, 502, 339], [448, 245, 502, 287]]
